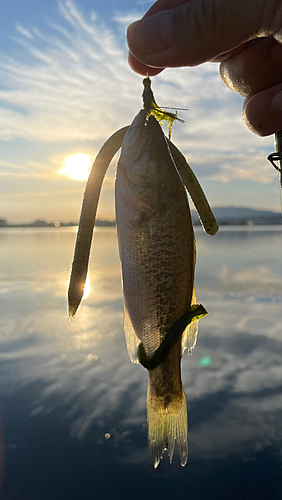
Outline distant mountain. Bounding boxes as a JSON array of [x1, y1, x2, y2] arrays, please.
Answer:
[[211, 207, 280, 219], [191, 206, 282, 225]]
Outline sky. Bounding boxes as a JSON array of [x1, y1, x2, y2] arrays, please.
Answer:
[[0, 0, 280, 224]]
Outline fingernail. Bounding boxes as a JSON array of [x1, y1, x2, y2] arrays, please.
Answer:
[[128, 52, 164, 76], [127, 13, 173, 60], [272, 90, 282, 111]]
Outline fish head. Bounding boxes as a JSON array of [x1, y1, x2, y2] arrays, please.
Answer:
[[118, 109, 172, 188]]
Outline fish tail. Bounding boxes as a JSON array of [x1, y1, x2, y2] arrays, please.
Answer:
[[147, 384, 188, 468]]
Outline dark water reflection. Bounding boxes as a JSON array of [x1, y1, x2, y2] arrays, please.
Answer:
[[0, 226, 281, 499]]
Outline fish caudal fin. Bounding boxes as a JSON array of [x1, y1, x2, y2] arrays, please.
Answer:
[[147, 385, 188, 468]]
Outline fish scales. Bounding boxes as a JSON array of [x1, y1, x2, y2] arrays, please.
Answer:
[[115, 110, 195, 467], [131, 219, 192, 353]]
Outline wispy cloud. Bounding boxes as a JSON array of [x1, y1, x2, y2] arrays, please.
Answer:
[[0, 0, 140, 144], [111, 11, 143, 26], [0, 0, 274, 184], [15, 24, 34, 39], [0, 0, 278, 224]]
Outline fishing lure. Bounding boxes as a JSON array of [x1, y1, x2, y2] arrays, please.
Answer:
[[142, 76, 185, 139]]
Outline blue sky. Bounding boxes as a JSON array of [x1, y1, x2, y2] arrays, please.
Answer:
[[0, 0, 280, 223]]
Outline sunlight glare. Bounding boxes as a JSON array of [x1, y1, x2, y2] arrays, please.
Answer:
[[59, 153, 92, 181], [83, 276, 91, 300]]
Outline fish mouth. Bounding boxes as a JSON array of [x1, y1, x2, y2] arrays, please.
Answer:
[[133, 109, 167, 146], [129, 108, 147, 132], [121, 109, 169, 163]]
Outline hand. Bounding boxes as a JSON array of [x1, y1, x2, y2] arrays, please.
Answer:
[[127, 0, 282, 136]]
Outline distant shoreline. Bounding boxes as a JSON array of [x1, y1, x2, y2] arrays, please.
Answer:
[[0, 207, 281, 228], [0, 220, 116, 229], [0, 220, 281, 228]]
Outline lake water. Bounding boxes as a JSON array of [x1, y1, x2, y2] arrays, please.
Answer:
[[0, 226, 281, 500]]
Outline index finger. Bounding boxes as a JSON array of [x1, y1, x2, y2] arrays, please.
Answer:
[[127, 0, 186, 75], [128, 0, 193, 75]]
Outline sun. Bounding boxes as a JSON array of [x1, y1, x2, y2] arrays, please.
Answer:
[[59, 153, 92, 181]]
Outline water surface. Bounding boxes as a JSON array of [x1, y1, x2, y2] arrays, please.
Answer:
[[0, 226, 281, 499]]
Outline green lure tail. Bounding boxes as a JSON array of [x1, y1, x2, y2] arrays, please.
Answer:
[[142, 77, 184, 139]]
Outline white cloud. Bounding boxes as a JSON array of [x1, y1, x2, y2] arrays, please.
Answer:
[[0, 0, 274, 188], [15, 24, 34, 39], [202, 153, 276, 184], [111, 11, 143, 26], [0, 1, 139, 144]]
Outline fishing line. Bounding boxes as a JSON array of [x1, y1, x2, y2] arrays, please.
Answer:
[[279, 171, 282, 217], [267, 129, 282, 216]]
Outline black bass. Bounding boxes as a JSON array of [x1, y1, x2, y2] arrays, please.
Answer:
[[115, 109, 203, 468]]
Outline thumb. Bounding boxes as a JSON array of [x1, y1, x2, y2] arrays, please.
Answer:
[[127, 0, 282, 68]]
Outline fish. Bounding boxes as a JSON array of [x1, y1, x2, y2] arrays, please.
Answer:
[[115, 109, 206, 468]]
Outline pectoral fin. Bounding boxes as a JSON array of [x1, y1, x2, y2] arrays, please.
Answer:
[[182, 286, 199, 354], [124, 303, 140, 363]]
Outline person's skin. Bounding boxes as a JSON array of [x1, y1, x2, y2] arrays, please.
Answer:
[[127, 0, 282, 136]]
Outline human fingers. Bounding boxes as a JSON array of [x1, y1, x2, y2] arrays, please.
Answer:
[[220, 37, 282, 97], [128, 0, 185, 75], [127, 0, 282, 71], [220, 37, 282, 136], [243, 83, 282, 136]]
